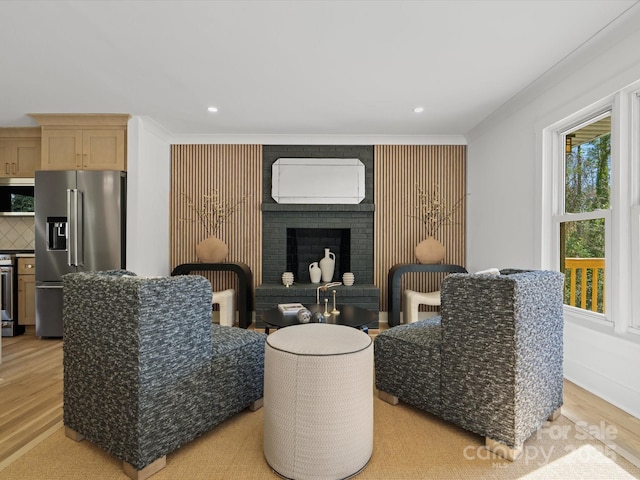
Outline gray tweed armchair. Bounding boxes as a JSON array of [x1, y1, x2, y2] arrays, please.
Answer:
[[62, 270, 266, 480], [375, 269, 564, 461]]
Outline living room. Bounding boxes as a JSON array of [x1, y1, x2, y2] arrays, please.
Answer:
[[1, 1, 640, 479]]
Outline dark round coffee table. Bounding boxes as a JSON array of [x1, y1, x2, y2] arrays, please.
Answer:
[[261, 304, 375, 334]]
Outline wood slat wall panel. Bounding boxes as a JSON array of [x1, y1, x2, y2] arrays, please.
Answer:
[[374, 145, 466, 312], [170, 144, 464, 316], [170, 145, 262, 303]]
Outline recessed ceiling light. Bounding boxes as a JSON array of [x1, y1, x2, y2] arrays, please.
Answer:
[[413, 106, 424, 113], [207, 106, 218, 113]]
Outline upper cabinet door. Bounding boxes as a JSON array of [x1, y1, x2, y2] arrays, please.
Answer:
[[41, 128, 83, 170], [0, 128, 41, 177], [13, 138, 40, 176], [81, 129, 125, 170], [0, 139, 11, 177]]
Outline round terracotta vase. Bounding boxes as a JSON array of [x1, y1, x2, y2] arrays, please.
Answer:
[[415, 237, 446, 264], [196, 236, 228, 263]]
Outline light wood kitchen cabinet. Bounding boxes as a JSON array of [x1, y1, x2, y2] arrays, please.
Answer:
[[17, 257, 36, 326], [29, 114, 130, 171], [0, 128, 41, 178]]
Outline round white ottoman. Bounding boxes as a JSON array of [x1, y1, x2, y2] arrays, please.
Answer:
[[263, 323, 373, 480]]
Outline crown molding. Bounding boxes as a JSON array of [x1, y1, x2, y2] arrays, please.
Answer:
[[169, 133, 467, 146]]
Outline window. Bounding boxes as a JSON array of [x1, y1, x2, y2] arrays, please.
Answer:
[[545, 84, 640, 335], [559, 113, 611, 316]]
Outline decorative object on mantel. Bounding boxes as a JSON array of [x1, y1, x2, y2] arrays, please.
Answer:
[[411, 184, 467, 264], [309, 262, 322, 283], [319, 247, 336, 281], [181, 189, 250, 263], [342, 272, 355, 286], [282, 272, 294, 287]]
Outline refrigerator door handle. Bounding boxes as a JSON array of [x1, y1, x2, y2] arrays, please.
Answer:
[[66, 189, 73, 266], [67, 189, 84, 267]]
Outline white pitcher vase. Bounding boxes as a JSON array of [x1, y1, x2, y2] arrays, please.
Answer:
[[309, 262, 322, 283], [319, 248, 336, 282]]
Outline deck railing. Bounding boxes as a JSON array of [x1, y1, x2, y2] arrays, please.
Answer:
[[564, 257, 605, 313]]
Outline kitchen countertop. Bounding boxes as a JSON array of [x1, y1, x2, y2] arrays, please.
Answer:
[[15, 253, 35, 257], [0, 250, 35, 255]]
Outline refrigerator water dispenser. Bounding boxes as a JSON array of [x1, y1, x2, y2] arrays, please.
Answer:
[[47, 216, 67, 251]]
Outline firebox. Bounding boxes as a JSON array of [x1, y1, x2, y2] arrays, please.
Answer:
[[286, 228, 350, 283]]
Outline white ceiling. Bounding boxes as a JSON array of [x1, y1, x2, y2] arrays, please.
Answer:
[[1, 0, 638, 138]]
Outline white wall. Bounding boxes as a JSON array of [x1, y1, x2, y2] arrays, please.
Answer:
[[126, 116, 172, 276], [466, 10, 640, 417]]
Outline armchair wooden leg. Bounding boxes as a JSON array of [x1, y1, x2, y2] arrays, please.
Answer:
[[249, 397, 263, 411], [548, 407, 562, 421], [378, 390, 399, 405], [485, 437, 523, 461], [123, 456, 166, 480], [65, 427, 85, 442]]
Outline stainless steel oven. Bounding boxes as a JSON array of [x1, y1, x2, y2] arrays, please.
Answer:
[[1, 255, 23, 336]]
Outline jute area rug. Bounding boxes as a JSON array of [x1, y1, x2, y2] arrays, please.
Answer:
[[2, 397, 639, 480]]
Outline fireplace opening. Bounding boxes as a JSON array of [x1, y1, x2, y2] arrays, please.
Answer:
[[286, 228, 351, 283]]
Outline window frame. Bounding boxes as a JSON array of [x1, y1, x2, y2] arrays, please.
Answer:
[[543, 89, 638, 336], [553, 112, 613, 323]]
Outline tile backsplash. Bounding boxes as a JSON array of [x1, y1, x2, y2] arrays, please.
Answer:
[[0, 217, 35, 250]]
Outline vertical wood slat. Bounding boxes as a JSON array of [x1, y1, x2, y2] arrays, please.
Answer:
[[170, 145, 262, 304], [374, 145, 466, 312]]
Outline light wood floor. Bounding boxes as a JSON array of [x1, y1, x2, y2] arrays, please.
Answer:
[[1, 332, 639, 469]]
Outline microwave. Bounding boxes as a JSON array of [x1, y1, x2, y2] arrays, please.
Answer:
[[0, 178, 35, 216]]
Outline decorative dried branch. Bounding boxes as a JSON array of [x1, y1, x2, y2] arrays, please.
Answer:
[[181, 190, 250, 237], [409, 184, 467, 239]]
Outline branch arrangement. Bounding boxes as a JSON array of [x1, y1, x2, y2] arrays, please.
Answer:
[[181, 190, 250, 236], [410, 184, 467, 239]]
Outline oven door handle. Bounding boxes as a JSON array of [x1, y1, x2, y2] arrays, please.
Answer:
[[1, 267, 13, 319]]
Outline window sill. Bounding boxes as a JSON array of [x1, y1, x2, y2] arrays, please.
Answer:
[[564, 308, 640, 346]]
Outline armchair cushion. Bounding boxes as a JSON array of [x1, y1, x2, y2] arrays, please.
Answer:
[[374, 317, 442, 416]]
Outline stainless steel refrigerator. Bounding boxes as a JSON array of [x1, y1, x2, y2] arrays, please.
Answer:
[[35, 170, 126, 337]]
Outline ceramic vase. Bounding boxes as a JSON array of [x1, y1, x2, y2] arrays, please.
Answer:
[[309, 262, 322, 283], [415, 237, 446, 264], [196, 236, 228, 263], [319, 248, 336, 282], [342, 272, 355, 286], [282, 272, 294, 286]]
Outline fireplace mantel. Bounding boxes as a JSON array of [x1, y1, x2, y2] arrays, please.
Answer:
[[261, 204, 374, 212]]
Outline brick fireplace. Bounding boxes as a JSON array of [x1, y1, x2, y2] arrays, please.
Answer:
[[261, 205, 374, 285], [255, 145, 379, 327]]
